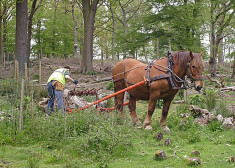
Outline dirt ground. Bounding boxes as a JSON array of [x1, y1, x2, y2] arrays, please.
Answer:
[[0, 58, 117, 91]]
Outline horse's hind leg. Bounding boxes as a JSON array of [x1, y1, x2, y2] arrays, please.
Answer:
[[114, 81, 125, 116], [115, 93, 125, 116], [160, 97, 174, 133], [128, 94, 142, 127]]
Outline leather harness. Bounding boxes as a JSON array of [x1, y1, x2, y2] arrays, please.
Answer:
[[113, 51, 192, 90]]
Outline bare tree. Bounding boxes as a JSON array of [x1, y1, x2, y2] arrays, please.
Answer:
[[15, 0, 28, 74]]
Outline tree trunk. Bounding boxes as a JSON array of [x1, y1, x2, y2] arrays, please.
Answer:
[[155, 23, 159, 58], [101, 49, 104, 65], [209, 0, 216, 77], [52, 0, 58, 57], [109, 3, 116, 60], [232, 56, 235, 79], [0, 2, 2, 65], [80, 0, 100, 73], [2, 1, 7, 63], [72, 0, 78, 58], [27, 0, 41, 60], [218, 37, 224, 64], [36, 19, 42, 59], [15, 0, 28, 74]]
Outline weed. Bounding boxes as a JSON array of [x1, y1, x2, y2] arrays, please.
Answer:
[[32, 74, 39, 80], [208, 120, 223, 132], [106, 82, 114, 90], [27, 155, 39, 168], [189, 94, 205, 106], [176, 103, 190, 113], [87, 70, 97, 75], [204, 89, 217, 111], [187, 129, 201, 143], [216, 100, 233, 118], [177, 116, 194, 131], [175, 89, 184, 100]]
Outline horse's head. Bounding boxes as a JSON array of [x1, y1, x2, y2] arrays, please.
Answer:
[[187, 51, 204, 91]]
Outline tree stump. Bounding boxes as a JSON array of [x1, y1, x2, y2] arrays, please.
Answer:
[[154, 150, 167, 160], [155, 132, 163, 141]]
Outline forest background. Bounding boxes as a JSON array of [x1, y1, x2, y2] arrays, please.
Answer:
[[0, 1, 235, 167], [0, 0, 234, 77]]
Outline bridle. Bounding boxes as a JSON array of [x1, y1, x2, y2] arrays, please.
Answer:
[[186, 62, 203, 82]]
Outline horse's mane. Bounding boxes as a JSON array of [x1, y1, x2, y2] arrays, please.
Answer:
[[173, 51, 192, 68], [173, 50, 204, 69]]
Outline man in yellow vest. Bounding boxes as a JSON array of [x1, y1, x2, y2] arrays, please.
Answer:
[[46, 66, 78, 115]]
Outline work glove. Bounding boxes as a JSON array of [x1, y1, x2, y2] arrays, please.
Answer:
[[73, 79, 78, 85]]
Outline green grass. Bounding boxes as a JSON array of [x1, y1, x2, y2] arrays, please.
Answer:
[[0, 101, 235, 167], [0, 79, 235, 168]]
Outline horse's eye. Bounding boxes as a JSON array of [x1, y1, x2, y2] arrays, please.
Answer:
[[192, 65, 196, 68]]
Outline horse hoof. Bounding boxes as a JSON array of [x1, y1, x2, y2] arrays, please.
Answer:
[[135, 121, 143, 129], [163, 126, 171, 133], [144, 125, 152, 130]]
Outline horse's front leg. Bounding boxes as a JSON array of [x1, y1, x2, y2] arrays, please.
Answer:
[[128, 94, 142, 127], [143, 97, 157, 130], [160, 97, 174, 133]]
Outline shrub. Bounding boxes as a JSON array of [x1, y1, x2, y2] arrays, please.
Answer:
[[177, 116, 194, 131], [208, 120, 223, 132], [187, 130, 201, 143], [204, 89, 217, 111], [189, 94, 205, 106]]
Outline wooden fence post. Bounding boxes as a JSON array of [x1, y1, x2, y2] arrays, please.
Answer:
[[3, 53, 6, 67], [25, 63, 28, 92], [184, 90, 187, 102], [19, 79, 25, 132], [39, 61, 41, 88], [14, 60, 17, 79], [16, 61, 19, 86]]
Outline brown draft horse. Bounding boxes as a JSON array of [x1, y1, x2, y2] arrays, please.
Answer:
[[112, 51, 204, 132]]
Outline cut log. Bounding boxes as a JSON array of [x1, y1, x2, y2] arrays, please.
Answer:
[[221, 87, 235, 92]]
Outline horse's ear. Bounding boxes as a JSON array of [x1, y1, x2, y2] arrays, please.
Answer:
[[189, 51, 194, 60], [199, 51, 204, 57]]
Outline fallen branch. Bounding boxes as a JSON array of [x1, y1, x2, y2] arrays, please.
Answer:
[[221, 87, 235, 92], [92, 76, 112, 83], [206, 75, 225, 88]]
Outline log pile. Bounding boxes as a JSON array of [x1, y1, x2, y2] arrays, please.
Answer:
[[183, 105, 235, 128]]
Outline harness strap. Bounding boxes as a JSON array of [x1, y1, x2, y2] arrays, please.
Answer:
[[145, 61, 154, 89], [150, 74, 171, 82]]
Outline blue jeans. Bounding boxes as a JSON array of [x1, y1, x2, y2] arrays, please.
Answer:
[[46, 80, 65, 115]]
